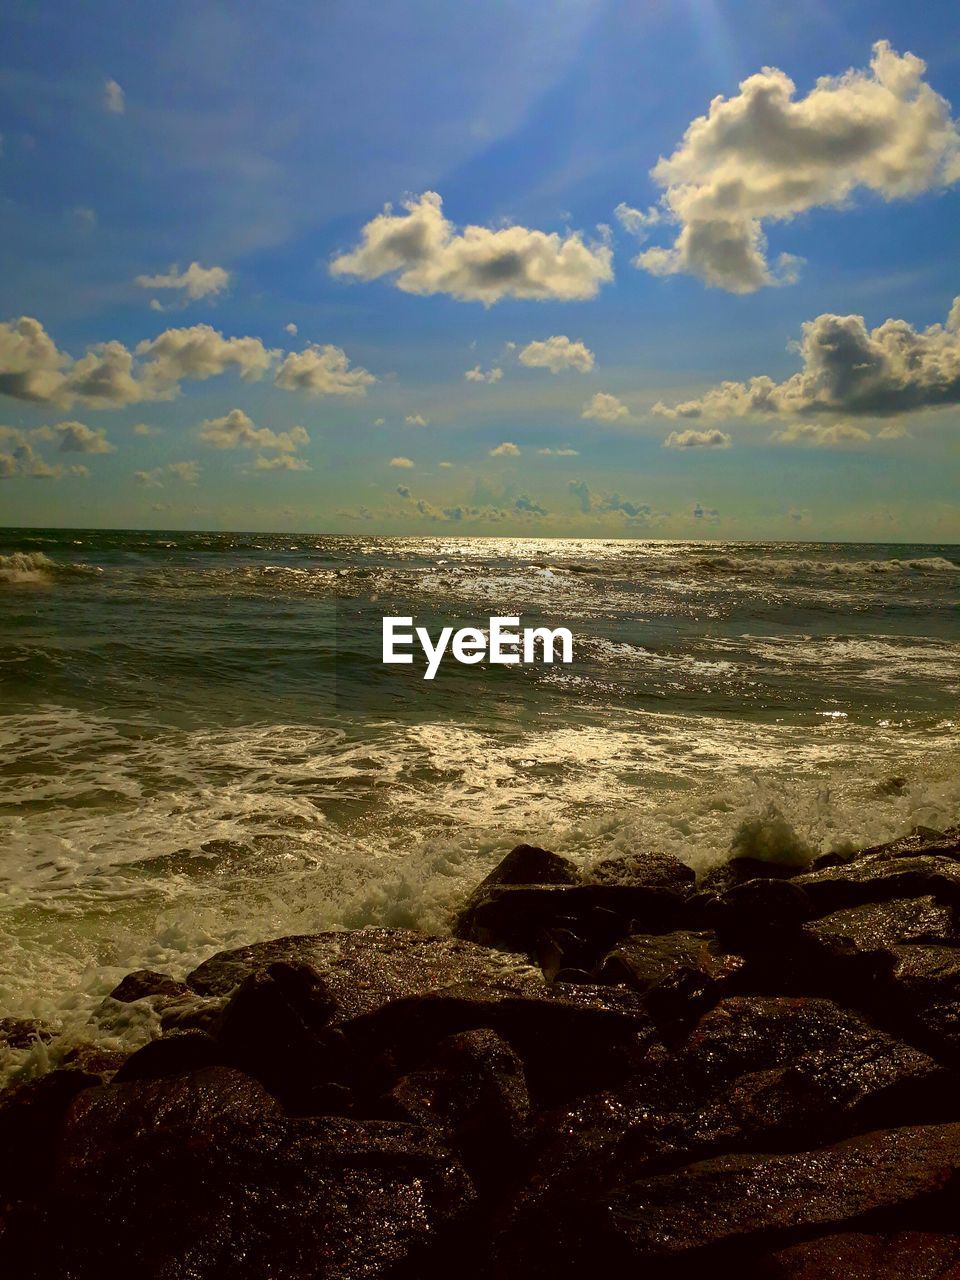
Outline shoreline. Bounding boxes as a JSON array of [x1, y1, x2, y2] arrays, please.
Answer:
[[4, 825, 960, 1275]]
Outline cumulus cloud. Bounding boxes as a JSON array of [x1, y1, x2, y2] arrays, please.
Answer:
[[389, 456, 414, 468], [653, 295, 960, 421], [134, 460, 200, 487], [132, 422, 159, 436], [614, 202, 661, 240], [692, 502, 721, 523], [274, 344, 375, 396], [537, 447, 579, 456], [489, 441, 520, 456], [663, 428, 732, 449], [405, 413, 428, 426], [285, 323, 298, 336], [253, 454, 311, 471], [464, 364, 503, 383], [0, 440, 88, 480], [628, 42, 960, 292], [518, 335, 595, 374], [103, 79, 125, 114], [50, 420, 115, 454], [137, 324, 277, 390], [567, 478, 656, 521], [770, 422, 872, 447], [330, 191, 613, 304], [581, 391, 629, 421], [199, 409, 309, 453], [395, 485, 412, 499], [135, 262, 231, 302]]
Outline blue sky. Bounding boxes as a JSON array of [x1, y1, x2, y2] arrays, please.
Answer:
[[0, 0, 958, 538]]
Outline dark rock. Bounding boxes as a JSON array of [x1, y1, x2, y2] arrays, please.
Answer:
[[794, 856, 960, 914], [758, 1230, 960, 1279], [383, 1028, 529, 1181], [475, 844, 580, 888], [599, 930, 744, 1030], [856, 826, 960, 864], [108, 969, 192, 1004], [0, 1068, 102, 1209], [705, 877, 814, 946], [1, 1067, 476, 1280], [112, 1031, 223, 1083], [0, 1017, 54, 1050], [497, 1123, 960, 1273], [582, 849, 695, 894], [158, 991, 228, 1034], [187, 926, 538, 1004], [454, 883, 688, 955], [698, 855, 808, 897], [58, 1044, 128, 1077]]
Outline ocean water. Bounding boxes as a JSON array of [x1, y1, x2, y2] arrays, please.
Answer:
[[1, 529, 958, 1071]]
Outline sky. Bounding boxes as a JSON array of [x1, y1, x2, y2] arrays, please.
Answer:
[[0, 0, 958, 540]]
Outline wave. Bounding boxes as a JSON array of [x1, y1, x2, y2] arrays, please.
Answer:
[[0, 551, 100, 585], [691, 554, 959, 578]]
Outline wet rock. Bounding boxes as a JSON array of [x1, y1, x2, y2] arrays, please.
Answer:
[[599, 930, 744, 1030], [1, 1067, 476, 1280], [58, 1044, 128, 1078], [0, 1017, 54, 1051], [113, 1031, 223, 1083], [0, 1068, 102, 1209], [158, 991, 228, 1035], [698, 855, 808, 897], [582, 849, 695, 894], [705, 877, 813, 946], [856, 826, 960, 864], [383, 1028, 529, 1181], [497, 1123, 960, 1273], [758, 1230, 960, 1279], [454, 883, 688, 955], [476, 844, 580, 888], [794, 856, 960, 914], [187, 926, 539, 1005], [108, 969, 192, 1004]]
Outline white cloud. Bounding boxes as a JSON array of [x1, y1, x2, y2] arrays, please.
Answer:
[[489, 441, 520, 456], [285, 323, 298, 336], [770, 422, 872, 447], [405, 413, 428, 426], [438, 461, 454, 468], [135, 460, 200, 487], [253, 454, 311, 471], [132, 422, 159, 436], [199, 408, 309, 453], [653, 295, 960, 421], [137, 324, 277, 390], [663, 428, 732, 449], [274, 343, 375, 396], [0, 440, 89, 480], [629, 42, 960, 292], [464, 364, 503, 383], [614, 202, 661, 240], [518, 335, 595, 374], [53, 420, 115, 454], [373, 417, 386, 426], [582, 391, 628, 421], [331, 191, 613, 303], [389, 456, 414, 468], [537, 447, 579, 456], [103, 79, 125, 115], [135, 262, 230, 301]]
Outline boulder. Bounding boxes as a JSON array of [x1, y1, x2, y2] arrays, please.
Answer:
[[705, 877, 813, 945], [582, 849, 695, 894], [474, 844, 580, 888], [108, 969, 192, 1004], [0, 1067, 476, 1280], [454, 883, 689, 955], [793, 856, 960, 914], [698, 855, 808, 897], [598, 930, 744, 1031], [113, 1031, 224, 1084], [759, 1230, 960, 1279]]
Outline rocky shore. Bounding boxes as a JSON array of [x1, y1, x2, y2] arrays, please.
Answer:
[[4, 827, 960, 1277]]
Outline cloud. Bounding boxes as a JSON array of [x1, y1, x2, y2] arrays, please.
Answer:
[[253, 454, 311, 471], [652, 295, 960, 421], [373, 417, 386, 426], [0, 441, 89, 480], [395, 485, 412, 499], [135, 262, 231, 302], [692, 502, 720, 523], [537, 447, 579, 456], [438, 460, 454, 468], [514, 494, 546, 516], [132, 423, 159, 436], [770, 422, 872, 447], [568, 479, 592, 512], [567, 478, 656, 521], [629, 42, 960, 292], [285, 323, 298, 336], [663, 428, 732, 449], [582, 391, 628, 421], [103, 79, 125, 114], [274, 344, 375, 396], [518, 335, 595, 373], [137, 324, 277, 390], [405, 413, 428, 426], [614, 202, 661, 241], [134, 460, 200, 487], [464, 364, 503, 383], [199, 408, 309, 453], [331, 191, 613, 303], [52, 421, 115, 454], [489, 441, 520, 456], [389, 456, 414, 468]]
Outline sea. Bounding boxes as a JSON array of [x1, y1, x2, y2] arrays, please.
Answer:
[[1, 529, 958, 1073]]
